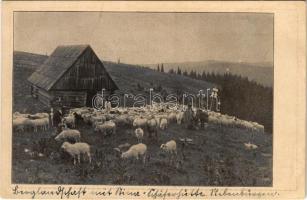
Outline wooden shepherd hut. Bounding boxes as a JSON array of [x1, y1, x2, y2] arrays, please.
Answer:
[[27, 44, 118, 107]]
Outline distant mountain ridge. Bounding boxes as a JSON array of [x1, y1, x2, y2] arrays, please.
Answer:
[[145, 60, 273, 87]]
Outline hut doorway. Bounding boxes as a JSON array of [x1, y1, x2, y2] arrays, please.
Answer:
[[86, 90, 101, 107]]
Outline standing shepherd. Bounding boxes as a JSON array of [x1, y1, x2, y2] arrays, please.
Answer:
[[183, 103, 195, 129], [53, 107, 63, 133]]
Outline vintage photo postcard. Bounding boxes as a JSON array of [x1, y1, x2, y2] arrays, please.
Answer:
[[0, 1, 306, 199]]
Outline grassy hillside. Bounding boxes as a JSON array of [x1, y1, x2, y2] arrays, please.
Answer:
[[13, 51, 217, 104], [104, 61, 216, 95], [12, 51, 272, 186], [146, 60, 273, 87], [12, 118, 272, 186], [13, 51, 48, 70]]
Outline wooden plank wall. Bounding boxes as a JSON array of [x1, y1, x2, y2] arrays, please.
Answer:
[[52, 91, 87, 107], [52, 48, 117, 92]]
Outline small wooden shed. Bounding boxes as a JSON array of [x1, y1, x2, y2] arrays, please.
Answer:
[[27, 44, 118, 107]]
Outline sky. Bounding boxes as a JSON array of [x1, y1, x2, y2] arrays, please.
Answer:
[[14, 12, 273, 65]]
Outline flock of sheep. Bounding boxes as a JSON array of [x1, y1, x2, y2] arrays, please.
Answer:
[[13, 103, 265, 166], [13, 112, 50, 132]]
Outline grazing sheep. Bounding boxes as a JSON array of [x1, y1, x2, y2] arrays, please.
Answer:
[[133, 117, 147, 129], [55, 129, 81, 142], [135, 128, 144, 143], [160, 140, 177, 154], [29, 112, 49, 119], [30, 118, 49, 132], [127, 115, 136, 126], [63, 115, 76, 128], [94, 120, 116, 136], [160, 140, 177, 163], [114, 115, 130, 127], [61, 142, 91, 165], [159, 118, 168, 130], [147, 117, 159, 139], [240, 121, 254, 131], [167, 112, 177, 124], [251, 122, 265, 133], [218, 116, 233, 127], [70, 107, 90, 115], [105, 114, 115, 121], [13, 117, 31, 132], [13, 112, 29, 119], [121, 143, 147, 164], [208, 115, 220, 126], [90, 115, 106, 127]]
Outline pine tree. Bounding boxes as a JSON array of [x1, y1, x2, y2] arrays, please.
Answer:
[[157, 64, 160, 72], [169, 69, 175, 74], [177, 66, 182, 75], [161, 64, 164, 73]]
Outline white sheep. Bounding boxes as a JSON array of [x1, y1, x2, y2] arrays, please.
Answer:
[[135, 128, 144, 143], [13, 112, 29, 119], [90, 115, 106, 127], [160, 140, 177, 155], [114, 115, 130, 127], [208, 115, 220, 126], [63, 115, 76, 128], [70, 107, 90, 115], [121, 143, 147, 164], [218, 116, 233, 127], [147, 117, 159, 139], [61, 142, 91, 165], [30, 117, 49, 132], [13, 117, 31, 132], [160, 140, 177, 163], [55, 129, 81, 142], [251, 122, 265, 133], [94, 120, 116, 136], [240, 120, 255, 131], [29, 112, 49, 119], [159, 118, 168, 130], [167, 112, 177, 123], [133, 117, 147, 128]]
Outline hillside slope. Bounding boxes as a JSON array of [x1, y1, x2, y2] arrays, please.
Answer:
[[104, 61, 216, 95], [13, 51, 48, 69], [146, 60, 273, 87], [13, 51, 217, 96]]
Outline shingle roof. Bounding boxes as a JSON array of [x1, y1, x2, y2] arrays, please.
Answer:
[[27, 45, 89, 91]]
